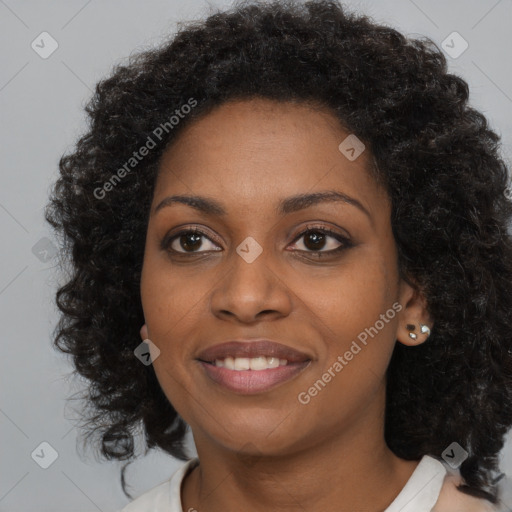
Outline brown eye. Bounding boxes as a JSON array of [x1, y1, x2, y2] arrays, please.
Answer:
[[302, 231, 328, 251], [177, 232, 203, 252], [163, 228, 221, 254], [291, 227, 350, 255]]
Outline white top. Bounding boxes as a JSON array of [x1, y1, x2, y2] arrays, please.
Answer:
[[118, 454, 503, 512]]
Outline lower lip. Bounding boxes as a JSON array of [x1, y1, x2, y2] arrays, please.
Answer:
[[198, 361, 311, 395]]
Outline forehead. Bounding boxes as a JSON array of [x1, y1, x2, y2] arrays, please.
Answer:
[[153, 98, 387, 217]]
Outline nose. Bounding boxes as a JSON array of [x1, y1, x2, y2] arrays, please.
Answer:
[[209, 247, 293, 324]]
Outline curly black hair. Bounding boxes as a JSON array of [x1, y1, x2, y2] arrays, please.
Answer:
[[45, 0, 512, 503]]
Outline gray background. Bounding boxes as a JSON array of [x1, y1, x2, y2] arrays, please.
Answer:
[[1, 0, 511, 510]]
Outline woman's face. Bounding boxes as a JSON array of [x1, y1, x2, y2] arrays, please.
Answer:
[[140, 98, 420, 458]]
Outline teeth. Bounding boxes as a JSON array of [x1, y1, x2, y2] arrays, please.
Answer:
[[234, 357, 250, 370], [214, 356, 289, 370], [224, 357, 235, 370], [250, 356, 268, 370], [267, 357, 280, 369]]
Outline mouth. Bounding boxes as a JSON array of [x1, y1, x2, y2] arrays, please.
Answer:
[[202, 355, 291, 370], [196, 340, 312, 395]]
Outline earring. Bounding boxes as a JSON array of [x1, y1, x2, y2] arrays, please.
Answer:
[[406, 323, 431, 340], [406, 324, 417, 340], [419, 324, 431, 337]]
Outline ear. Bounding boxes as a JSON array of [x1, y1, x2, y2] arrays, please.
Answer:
[[140, 323, 149, 341], [396, 278, 433, 347]]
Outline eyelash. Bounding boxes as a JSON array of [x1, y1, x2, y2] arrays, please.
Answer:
[[161, 224, 353, 259]]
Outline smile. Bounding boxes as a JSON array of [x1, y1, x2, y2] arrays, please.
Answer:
[[209, 356, 289, 370], [198, 358, 311, 394]]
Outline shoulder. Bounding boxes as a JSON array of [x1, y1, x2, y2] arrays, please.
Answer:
[[119, 458, 199, 512], [433, 471, 500, 512], [119, 479, 172, 512]]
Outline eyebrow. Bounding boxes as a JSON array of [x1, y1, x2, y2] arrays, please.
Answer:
[[153, 191, 371, 220]]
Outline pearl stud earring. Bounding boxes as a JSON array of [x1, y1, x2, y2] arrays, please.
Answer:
[[406, 324, 417, 340], [406, 323, 431, 340]]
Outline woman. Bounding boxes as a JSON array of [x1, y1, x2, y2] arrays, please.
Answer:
[[45, 1, 512, 510]]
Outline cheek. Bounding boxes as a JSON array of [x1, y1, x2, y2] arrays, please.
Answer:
[[140, 257, 201, 417], [299, 252, 395, 339], [297, 250, 399, 393], [140, 251, 208, 341]]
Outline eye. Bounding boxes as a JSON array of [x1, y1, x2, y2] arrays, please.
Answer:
[[162, 224, 352, 258], [163, 228, 221, 254], [289, 225, 352, 256]]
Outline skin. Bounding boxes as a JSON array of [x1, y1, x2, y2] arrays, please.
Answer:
[[139, 98, 432, 512]]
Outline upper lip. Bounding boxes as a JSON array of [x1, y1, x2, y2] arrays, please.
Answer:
[[197, 340, 312, 363]]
